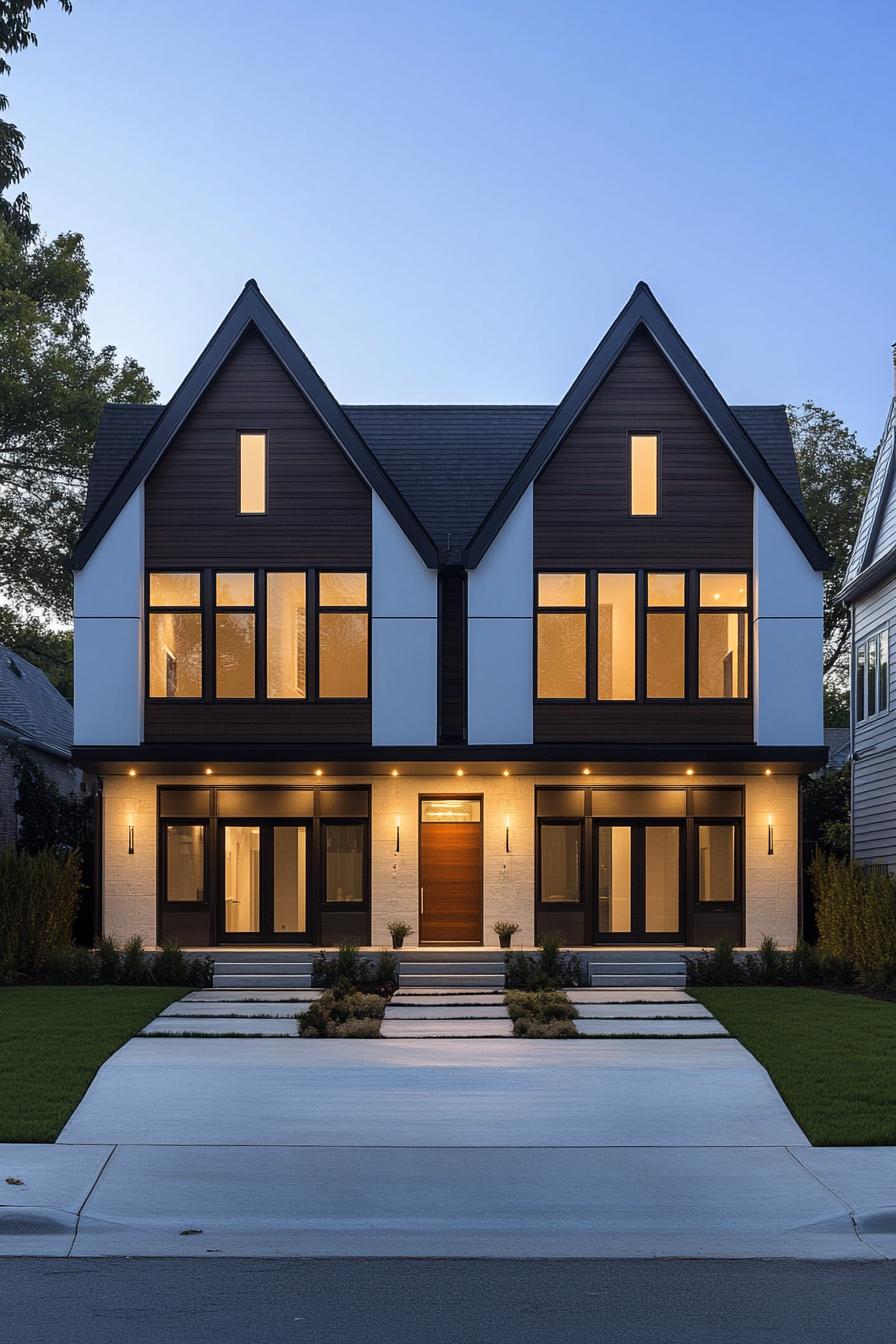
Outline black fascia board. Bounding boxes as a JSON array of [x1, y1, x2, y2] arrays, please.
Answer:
[[838, 543, 896, 604], [463, 282, 831, 572], [73, 280, 439, 570]]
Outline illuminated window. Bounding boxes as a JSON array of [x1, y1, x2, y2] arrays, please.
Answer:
[[324, 823, 366, 902], [698, 573, 749, 699], [630, 433, 659, 515], [539, 823, 582, 902], [319, 573, 368, 698], [164, 823, 206, 902], [215, 572, 255, 698], [698, 824, 736, 903], [148, 572, 202, 698], [597, 573, 636, 700], [646, 573, 685, 699], [537, 573, 587, 699], [266, 573, 307, 699], [238, 432, 266, 514]]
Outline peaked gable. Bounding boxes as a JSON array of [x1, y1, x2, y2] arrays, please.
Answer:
[[464, 283, 829, 570], [841, 396, 896, 601], [73, 281, 439, 570]]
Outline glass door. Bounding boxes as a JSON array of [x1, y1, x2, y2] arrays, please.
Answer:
[[220, 822, 310, 941], [594, 822, 684, 942]]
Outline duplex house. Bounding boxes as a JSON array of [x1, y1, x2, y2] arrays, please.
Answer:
[[72, 281, 827, 954], [840, 362, 896, 870]]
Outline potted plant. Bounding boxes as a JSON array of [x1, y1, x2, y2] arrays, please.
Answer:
[[387, 919, 413, 950], [493, 920, 520, 950]]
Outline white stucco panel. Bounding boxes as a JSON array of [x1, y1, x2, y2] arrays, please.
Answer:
[[753, 490, 823, 619], [372, 618, 438, 745], [74, 487, 144, 619], [372, 493, 437, 618], [74, 617, 143, 746], [467, 486, 533, 619], [467, 618, 533, 745], [753, 617, 824, 746]]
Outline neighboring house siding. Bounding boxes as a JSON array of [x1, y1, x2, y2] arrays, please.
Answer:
[[0, 749, 16, 848], [852, 575, 896, 870]]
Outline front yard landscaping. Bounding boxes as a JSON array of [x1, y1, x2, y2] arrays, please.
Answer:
[[0, 986, 185, 1141], [691, 987, 896, 1146]]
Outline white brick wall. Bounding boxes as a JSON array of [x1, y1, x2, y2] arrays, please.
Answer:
[[101, 770, 800, 949]]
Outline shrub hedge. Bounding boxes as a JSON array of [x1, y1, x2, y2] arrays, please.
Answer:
[[0, 848, 81, 976]]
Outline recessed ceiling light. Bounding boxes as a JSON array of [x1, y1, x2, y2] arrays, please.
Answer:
[[205, 768, 213, 775], [391, 769, 399, 777], [315, 768, 323, 777], [583, 768, 591, 776], [502, 769, 510, 777], [456, 769, 464, 777], [764, 768, 772, 776], [686, 768, 694, 776], [128, 769, 136, 777]]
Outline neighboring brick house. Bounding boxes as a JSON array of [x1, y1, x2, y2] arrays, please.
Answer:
[[0, 643, 80, 848]]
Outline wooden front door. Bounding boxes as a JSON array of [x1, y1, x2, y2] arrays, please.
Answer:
[[419, 797, 483, 944]]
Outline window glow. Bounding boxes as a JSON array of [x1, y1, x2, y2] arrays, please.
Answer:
[[239, 432, 266, 514], [630, 434, 658, 515]]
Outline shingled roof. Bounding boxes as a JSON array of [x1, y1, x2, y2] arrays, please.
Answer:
[[82, 399, 807, 561], [0, 643, 73, 759]]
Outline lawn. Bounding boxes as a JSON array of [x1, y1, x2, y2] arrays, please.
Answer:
[[691, 987, 896, 1146], [0, 986, 185, 1142]]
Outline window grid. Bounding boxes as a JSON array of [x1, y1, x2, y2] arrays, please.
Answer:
[[535, 568, 751, 705]]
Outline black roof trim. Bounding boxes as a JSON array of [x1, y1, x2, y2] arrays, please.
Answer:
[[463, 282, 830, 571], [73, 280, 439, 570], [839, 542, 896, 604]]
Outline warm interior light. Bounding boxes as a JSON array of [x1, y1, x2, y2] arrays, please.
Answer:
[[502, 769, 510, 777], [764, 768, 772, 776], [583, 768, 591, 775], [391, 769, 399, 777], [456, 769, 464, 777], [686, 768, 694, 776], [128, 768, 136, 777], [315, 769, 323, 777], [205, 768, 213, 775]]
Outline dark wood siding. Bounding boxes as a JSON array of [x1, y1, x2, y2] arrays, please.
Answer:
[[145, 328, 371, 570], [438, 570, 467, 745], [534, 328, 753, 570], [534, 327, 754, 746], [143, 327, 371, 746]]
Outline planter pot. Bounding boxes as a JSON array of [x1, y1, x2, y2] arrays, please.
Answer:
[[391, 936, 405, 950], [498, 934, 512, 949]]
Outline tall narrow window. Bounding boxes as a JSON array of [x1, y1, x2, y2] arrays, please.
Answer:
[[698, 573, 749, 699], [238, 432, 266, 514], [856, 643, 866, 723], [324, 823, 366, 902], [266, 572, 307, 699], [164, 823, 206, 902], [880, 631, 889, 713], [697, 825, 736, 903], [536, 572, 587, 699], [318, 573, 368, 698], [630, 433, 659, 515], [646, 572, 685, 698], [596, 825, 632, 932], [215, 572, 255, 698], [597, 573, 636, 700], [856, 629, 889, 721], [539, 822, 582, 902], [148, 572, 202, 698]]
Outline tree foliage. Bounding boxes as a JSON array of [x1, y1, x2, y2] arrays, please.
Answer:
[[0, 0, 72, 240], [788, 401, 874, 680]]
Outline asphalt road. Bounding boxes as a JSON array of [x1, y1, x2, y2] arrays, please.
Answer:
[[3, 1258, 896, 1343]]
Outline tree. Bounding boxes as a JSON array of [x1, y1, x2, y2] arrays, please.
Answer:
[[0, 1, 72, 240], [788, 401, 874, 682]]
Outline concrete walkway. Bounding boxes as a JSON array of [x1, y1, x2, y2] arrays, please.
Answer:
[[382, 987, 512, 1037]]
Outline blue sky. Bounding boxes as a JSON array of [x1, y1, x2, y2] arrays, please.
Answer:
[[10, 0, 896, 447]]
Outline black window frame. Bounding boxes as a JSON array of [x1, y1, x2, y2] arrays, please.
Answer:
[[213, 570, 258, 701], [536, 818, 585, 907], [534, 568, 752, 705], [146, 569, 204, 702], [159, 817, 210, 910], [316, 571, 371, 703]]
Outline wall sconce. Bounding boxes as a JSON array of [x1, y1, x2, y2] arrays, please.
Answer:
[[767, 815, 774, 855], [127, 820, 135, 855], [505, 817, 511, 854], [395, 817, 401, 854]]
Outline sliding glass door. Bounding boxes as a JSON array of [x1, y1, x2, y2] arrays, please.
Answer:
[[221, 822, 309, 941], [595, 822, 684, 941]]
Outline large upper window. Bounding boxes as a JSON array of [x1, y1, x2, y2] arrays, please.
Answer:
[[148, 572, 202, 699], [238, 432, 267, 514], [267, 572, 307, 699], [318, 572, 369, 699], [215, 572, 256, 698], [856, 629, 889, 723], [536, 572, 587, 699], [147, 569, 368, 703], [630, 433, 659, 515], [698, 575, 749, 699], [535, 569, 750, 703]]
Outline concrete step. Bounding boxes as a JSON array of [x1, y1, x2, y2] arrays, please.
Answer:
[[588, 975, 687, 988], [385, 1006, 510, 1020], [397, 950, 509, 961], [399, 960, 505, 973], [587, 951, 688, 964], [399, 973, 505, 988], [211, 951, 316, 964], [212, 961, 313, 975], [213, 973, 313, 989], [380, 1019, 514, 1038]]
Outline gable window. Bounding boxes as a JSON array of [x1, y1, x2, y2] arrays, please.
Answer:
[[318, 572, 369, 699], [630, 433, 659, 516], [266, 572, 307, 699], [856, 629, 888, 723], [215, 572, 256, 698], [238, 432, 267, 514], [148, 572, 202, 698], [535, 568, 751, 703], [698, 574, 749, 699], [536, 573, 587, 699], [646, 572, 685, 699]]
